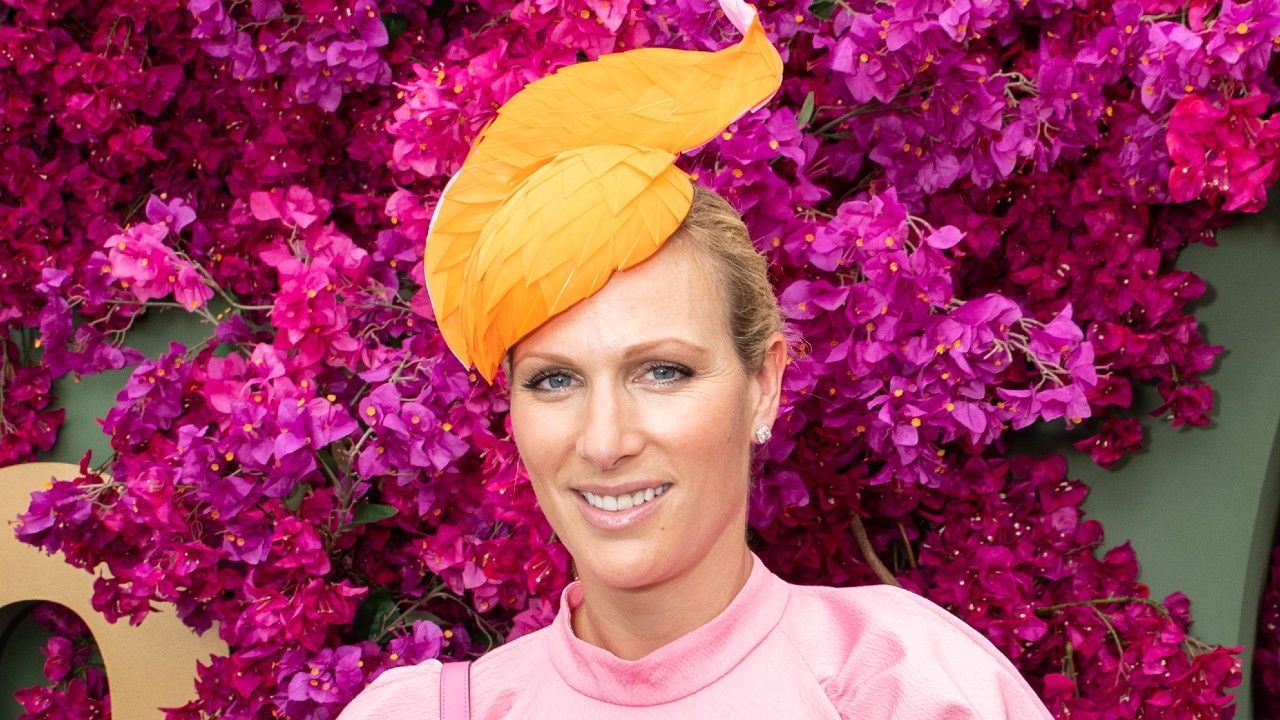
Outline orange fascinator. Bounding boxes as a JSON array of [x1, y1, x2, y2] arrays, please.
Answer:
[[423, 0, 784, 382]]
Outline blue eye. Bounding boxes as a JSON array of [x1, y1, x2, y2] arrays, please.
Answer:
[[644, 363, 692, 384], [544, 373, 572, 389], [523, 371, 574, 391], [649, 365, 677, 381], [520, 363, 692, 393]]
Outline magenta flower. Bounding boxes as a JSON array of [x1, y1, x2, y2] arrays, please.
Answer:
[[249, 185, 334, 229], [105, 223, 182, 302], [386, 620, 444, 665], [144, 195, 198, 233], [1074, 417, 1145, 467], [40, 637, 77, 683], [1151, 383, 1215, 428], [1167, 92, 1280, 213]]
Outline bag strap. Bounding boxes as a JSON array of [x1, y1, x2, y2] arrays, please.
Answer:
[[439, 660, 472, 720]]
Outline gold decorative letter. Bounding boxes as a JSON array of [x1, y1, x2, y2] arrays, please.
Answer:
[[1, 462, 227, 719]]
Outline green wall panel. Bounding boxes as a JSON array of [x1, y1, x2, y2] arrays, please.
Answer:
[[0, 604, 54, 720]]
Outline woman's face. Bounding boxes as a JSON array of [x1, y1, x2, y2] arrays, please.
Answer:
[[508, 241, 784, 591]]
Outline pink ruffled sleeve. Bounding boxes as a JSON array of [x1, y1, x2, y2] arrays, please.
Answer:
[[336, 659, 442, 720], [815, 584, 1055, 719]]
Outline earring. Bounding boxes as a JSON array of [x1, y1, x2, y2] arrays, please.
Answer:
[[753, 425, 772, 444]]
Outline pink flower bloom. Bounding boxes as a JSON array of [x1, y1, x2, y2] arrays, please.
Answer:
[[1073, 417, 1145, 467], [249, 185, 333, 229], [1167, 92, 1280, 213]]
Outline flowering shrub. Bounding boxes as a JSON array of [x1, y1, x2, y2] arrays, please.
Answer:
[[1254, 548, 1280, 715], [904, 455, 1240, 717], [10, 603, 110, 720], [3, 0, 1277, 716]]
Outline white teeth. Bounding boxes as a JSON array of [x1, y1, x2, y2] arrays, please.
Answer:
[[581, 484, 671, 512]]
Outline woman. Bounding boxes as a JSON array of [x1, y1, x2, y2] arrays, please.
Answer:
[[341, 1, 1056, 717]]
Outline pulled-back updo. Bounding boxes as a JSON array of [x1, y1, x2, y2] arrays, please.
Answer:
[[664, 184, 786, 373]]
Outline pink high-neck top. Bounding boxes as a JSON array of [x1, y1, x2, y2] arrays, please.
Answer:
[[338, 552, 1054, 719]]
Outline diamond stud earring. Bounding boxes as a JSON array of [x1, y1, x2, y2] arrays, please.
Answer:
[[753, 425, 772, 444]]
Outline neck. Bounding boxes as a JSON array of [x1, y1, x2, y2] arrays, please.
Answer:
[[570, 535, 754, 661]]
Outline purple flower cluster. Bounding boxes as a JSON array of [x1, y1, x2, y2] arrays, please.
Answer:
[[905, 455, 1241, 718], [1168, 91, 1280, 213], [0, 342, 64, 465], [1255, 547, 1280, 714], [3, 0, 1277, 717], [188, 0, 393, 111], [926, 163, 1226, 465], [12, 602, 110, 720], [770, 189, 1096, 495]]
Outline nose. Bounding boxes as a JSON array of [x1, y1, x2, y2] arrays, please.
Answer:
[[576, 379, 644, 472]]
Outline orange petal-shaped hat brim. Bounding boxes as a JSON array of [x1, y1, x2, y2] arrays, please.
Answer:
[[424, 0, 782, 380], [463, 145, 693, 381]]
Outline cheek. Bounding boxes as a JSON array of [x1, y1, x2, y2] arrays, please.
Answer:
[[653, 387, 750, 475], [510, 404, 551, 469], [511, 420, 556, 521], [510, 400, 577, 490]]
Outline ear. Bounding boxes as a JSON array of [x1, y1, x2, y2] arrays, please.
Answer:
[[749, 330, 788, 436]]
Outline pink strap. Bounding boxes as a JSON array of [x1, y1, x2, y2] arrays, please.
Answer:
[[439, 661, 472, 720]]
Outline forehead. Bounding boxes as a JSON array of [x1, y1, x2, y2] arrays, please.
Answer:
[[512, 241, 728, 364]]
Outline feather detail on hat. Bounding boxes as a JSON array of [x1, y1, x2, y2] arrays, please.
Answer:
[[424, 0, 783, 381]]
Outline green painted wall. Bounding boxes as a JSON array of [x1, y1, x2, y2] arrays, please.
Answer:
[[2, 206, 1278, 718], [0, 604, 54, 720]]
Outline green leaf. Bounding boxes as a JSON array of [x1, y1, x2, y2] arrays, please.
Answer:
[[808, 0, 837, 20], [381, 13, 409, 43], [352, 503, 398, 525], [426, 0, 452, 20], [283, 482, 307, 512], [403, 610, 447, 627], [797, 91, 817, 128], [352, 588, 397, 640]]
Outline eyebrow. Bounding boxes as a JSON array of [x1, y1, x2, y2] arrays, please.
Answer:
[[514, 337, 711, 368]]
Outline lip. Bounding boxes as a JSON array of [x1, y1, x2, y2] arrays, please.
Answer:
[[571, 479, 670, 495], [574, 485, 669, 531]]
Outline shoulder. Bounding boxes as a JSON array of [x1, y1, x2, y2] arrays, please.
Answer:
[[784, 582, 1017, 670], [336, 627, 551, 720], [469, 623, 547, 690], [337, 659, 443, 720], [779, 582, 1053, 719]]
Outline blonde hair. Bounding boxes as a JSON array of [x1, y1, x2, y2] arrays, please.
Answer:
[[665, 184, 786, 372]]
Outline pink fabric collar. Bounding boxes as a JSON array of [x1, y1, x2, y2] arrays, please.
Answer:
[[546, 552, 790, 706]]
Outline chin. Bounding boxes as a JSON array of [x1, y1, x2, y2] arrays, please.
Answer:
[[571, 537, 680, 590]]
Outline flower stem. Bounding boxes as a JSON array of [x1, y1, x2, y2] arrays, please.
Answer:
[[851, 514, 902, 587]]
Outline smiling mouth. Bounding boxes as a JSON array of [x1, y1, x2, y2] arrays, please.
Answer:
[[577, 483, 672, 512]]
